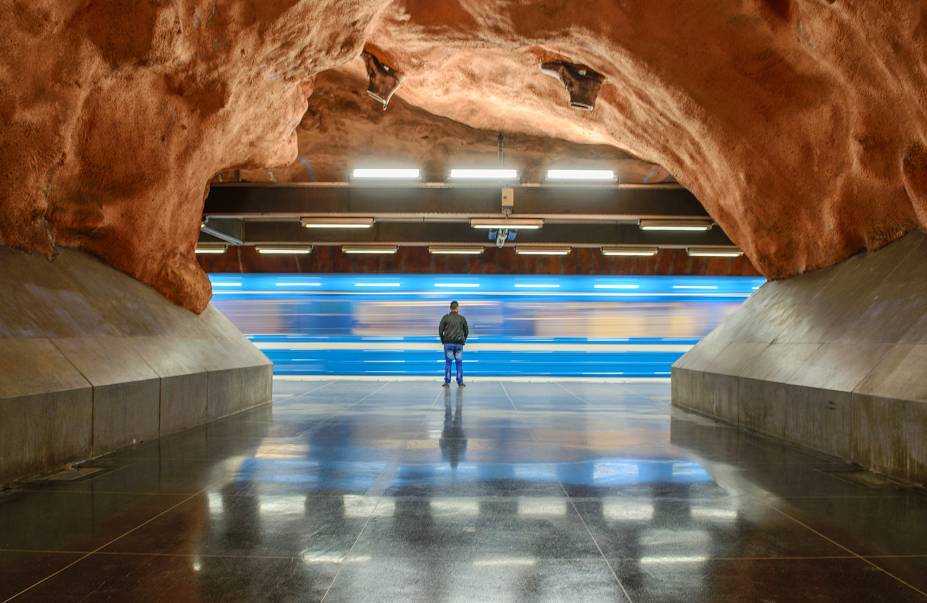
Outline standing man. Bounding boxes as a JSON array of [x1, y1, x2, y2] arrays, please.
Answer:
[[439, 300, 469, 387]]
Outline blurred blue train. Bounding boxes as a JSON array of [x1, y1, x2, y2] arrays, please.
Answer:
[[209, 273, 764, 378]]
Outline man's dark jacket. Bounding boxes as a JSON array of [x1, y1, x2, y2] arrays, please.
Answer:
[[439, 312, 469, 345]]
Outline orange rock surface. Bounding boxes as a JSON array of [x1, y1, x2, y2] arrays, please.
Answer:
[[0, 0, 383, 312], [3, 1, 926, 311]]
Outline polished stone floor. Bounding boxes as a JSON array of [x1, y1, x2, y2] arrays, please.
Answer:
[[2, 380, 927, 602]]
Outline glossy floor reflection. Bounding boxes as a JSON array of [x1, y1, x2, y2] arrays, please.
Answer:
[[2, 380, 927, 602]]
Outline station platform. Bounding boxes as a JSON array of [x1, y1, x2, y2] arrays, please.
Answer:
[[2, 379, 925, 601]]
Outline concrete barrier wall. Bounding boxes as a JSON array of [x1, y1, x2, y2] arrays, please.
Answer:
[[672, 231, 927, 485], [0, 247, 272, 485]]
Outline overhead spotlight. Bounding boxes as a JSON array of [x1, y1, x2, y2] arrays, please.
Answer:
[[470, 218, 543, 230], [449, 168, 519, 181], [687, 247, 744, 258], [342, 245, 398, 254], [428, 246, 485, 255], [362, 50, 401, 110], [546, 169, 616, 182], [602, 246, 659, 256], [352, 168, 420, 180], [515, 246, 571, 256], [540, 61, 606, 111], [639, 219, 714, 231], [302, 217, 374, 229], [195, 243, 227, 255], [256, 246, 312, 255]]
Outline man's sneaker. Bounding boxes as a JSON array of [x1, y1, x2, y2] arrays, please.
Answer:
[[442, 382, 450, 387], [457, 382, 466, 387]]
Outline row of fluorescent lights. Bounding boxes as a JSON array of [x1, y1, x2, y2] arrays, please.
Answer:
[[298, 218, 715, 231], [352, 168, 616, 182], [196, 243, 742, 257]]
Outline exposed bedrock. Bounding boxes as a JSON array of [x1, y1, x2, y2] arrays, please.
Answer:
[[0, 0, 385, 312], [3, 1, 926, 311], [222, 70, 672, 184], [351, 0, 927, 279]]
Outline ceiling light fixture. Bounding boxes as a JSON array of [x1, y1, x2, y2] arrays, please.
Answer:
[[449, 168, 519, 180], [686, 247, 744, 258], [195, 243, 227, 254], [342, 245, 399, 254], [302, 217, 374, 229], [546, 169, 616, 182], [351, 168, 421, 180], [515, 246, 571, 256], [601, 246, 660, 257], [256, 246, 312, 255], [639, 219, 713, 231], [428, 246, 485, 255], [470, 218, 543, 230]]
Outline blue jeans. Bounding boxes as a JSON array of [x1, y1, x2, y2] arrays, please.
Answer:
[[443, 343, 464, 384]]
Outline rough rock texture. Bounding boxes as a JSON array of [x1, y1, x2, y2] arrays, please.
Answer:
[[347, 1, 927, 279], [0, 0, 384, 312], [220, 70, 674, 184], [198, 245, 760, 277], [4, 1, 927, 311]]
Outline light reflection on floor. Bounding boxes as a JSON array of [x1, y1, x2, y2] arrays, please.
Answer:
[[2, 380, 927, 602]]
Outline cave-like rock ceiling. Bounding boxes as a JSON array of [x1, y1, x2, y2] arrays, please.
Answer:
[[2, 1, 925, 312]]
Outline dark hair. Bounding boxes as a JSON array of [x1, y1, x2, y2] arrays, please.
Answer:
[[450, 300, 459, 310]]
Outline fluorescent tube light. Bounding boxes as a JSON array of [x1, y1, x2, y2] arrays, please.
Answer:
[[470, 218, 543, 230], [546, 169, 616, 182], [195, 244, 227, 254], [428, 246, 485, 255], [449, 168, 518, 180], [514, 246, 571, 256], [302, 217, 374, 229], [594, 283, 640, 289], [601, 246, 659, 256], [686, 247, 744, 257], [256, 246, 312, 255], [342, 245, 398, 254], [639, 219, 713, 231], [514, 283, 560, 288], [352, 168, 420, 179]]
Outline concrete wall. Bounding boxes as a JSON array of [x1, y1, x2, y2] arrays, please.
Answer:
[[0, 247, 272, 485], [672, 231, 927, 485]]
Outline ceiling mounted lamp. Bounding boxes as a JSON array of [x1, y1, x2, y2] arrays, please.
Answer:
[[470, 218, 543, 230], [351, 168, 421, 180], [687, 247, 744, 258], [194, 243, 228, 255], [256, 246, 312, 255], [639, 219, 714, 231], [515, 246, 572, 256], [428, 246, 485, 255], [302, 217, 375, 229], [449, 168, 519, 181], [342, 245, 399, 254], [601, 246, 660, 256], [546, 169, 616, 182], [540, 61, 606, 111], [362, 50, 401, 110]]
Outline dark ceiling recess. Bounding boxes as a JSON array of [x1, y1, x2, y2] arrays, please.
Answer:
[[198, 245, 759, 277], [199, 182, 745, 275]]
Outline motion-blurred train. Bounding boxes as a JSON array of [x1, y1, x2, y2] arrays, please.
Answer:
[[210, 274, 763, 378]]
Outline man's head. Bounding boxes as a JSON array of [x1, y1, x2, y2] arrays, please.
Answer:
[[450, 300, 459, 313]]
